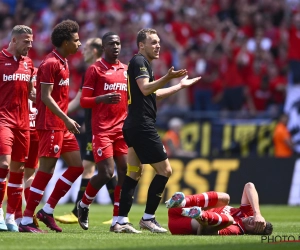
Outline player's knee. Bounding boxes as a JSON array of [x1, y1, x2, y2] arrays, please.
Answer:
[[158, 166, 172, 177], [126, 163, 141, 179], [0, 163, 9, 169]]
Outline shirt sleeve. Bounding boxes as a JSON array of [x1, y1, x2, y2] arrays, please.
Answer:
[[218, 225, 242, 235], [80, 88, 97, 108], [133, 56, 150, 80], [39, 60, 56, 84], [82, 65, 96, 91]]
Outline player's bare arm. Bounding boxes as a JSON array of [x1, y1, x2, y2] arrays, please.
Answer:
[[137, 67, 187, 96], [156, 75, 201, 100], [41, 84, 80, 133], [241, 182, 266, 233], [28, 80, 36, 103], [68, 89, 82, 113]]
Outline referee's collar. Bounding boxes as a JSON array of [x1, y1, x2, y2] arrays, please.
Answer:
[[99, 58, 125, 71]]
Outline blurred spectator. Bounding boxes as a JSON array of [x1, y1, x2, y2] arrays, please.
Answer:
[[273, 113, 294, 157], [162, 117, 197, 158], [1, 0, 299, 120]]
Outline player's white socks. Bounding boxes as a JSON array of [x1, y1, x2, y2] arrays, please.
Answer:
[[117, 216, 129, 224]]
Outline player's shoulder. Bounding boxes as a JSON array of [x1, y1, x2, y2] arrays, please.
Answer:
[[119, 61, 128, 70], [130, 54, 146, 65], [40, 53, 61, 67], [87, 62, 102, 73]]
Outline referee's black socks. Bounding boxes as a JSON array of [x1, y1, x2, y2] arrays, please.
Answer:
[[118, 176, 138, 217], [145, 174, 169, 215]]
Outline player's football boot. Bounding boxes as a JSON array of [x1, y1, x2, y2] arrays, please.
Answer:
[[113, 222, 142, 233], [19, 223, 46, 233], [54, 212, 78, 224], [5, 219, 18, 232], [77, 201, 89, 230], [36, 209, 62, 232], [165, 192, 185, 208], [139, 218, 168, 233], [181, 206, 202, 219]]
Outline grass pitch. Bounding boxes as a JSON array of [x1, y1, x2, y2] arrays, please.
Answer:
[[1, 204, 299, 250]]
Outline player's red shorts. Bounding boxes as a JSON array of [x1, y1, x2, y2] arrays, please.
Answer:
[[0, 126, 29, 162], [92, 131, 127, 164], [25, 130, 39, 169], [38, 130, 80, 158], [168, 208, 194, 235]]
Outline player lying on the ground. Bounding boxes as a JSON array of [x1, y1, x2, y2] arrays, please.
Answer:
[[165, 182, 273, 235]]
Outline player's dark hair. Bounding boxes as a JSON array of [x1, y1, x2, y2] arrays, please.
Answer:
[[51, 20, 79, 47], [11, 25, 32, 36], [248, 221, 273, 235], [102, 32, 119, 45], [136, 28, 157, 48], [87, 38, 103, 57], [262, 222, 273, 235]]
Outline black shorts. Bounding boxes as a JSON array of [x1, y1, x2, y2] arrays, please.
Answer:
[[122, 124, 167, 164], [83, 131, 94, 162]]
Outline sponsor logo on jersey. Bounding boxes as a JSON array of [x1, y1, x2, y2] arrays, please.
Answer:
[[140, 67, 147, 72], [5, 63, 11, 66], [58, 78, 69, 86], [97, 148, 102, 156], [3, 73, 31, 82], [24, 62, 28, 69], [54, 145, 60, 154], [104, 82, 127, 91], [124, 71, 127, 78], [162, 145, 166, 153]]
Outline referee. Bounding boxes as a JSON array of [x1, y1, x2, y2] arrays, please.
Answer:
[[114, 28, 201, 233]]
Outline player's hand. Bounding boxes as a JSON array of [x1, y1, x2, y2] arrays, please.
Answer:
[[179, 75, 201, 88], [64, 117, 81, 134], [100, 92, 121, 104], [253, 214, 266, 234], [166, 66, 187, 80]]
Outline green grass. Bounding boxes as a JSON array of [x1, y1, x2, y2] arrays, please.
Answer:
[[1, 204, 299, 250]]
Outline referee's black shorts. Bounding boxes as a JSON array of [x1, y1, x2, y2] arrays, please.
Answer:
[[122, 123, 167, 164], [82, 131, 94, 162]]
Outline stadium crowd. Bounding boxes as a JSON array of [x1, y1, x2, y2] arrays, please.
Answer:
[[1, 0, 300, 119]]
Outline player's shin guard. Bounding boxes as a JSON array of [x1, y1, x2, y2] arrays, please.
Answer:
[[23, 171, 53, 217], [144, 175, 169, 215], [118, 176, 138, 217], [47, 166, 83, 209], [198, 211, 230, 227], [185, 191, 218, 208], [0, 168, 8, 207], [6, 172, 24, 215]]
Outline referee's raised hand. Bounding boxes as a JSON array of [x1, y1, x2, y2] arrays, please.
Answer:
[[166, 66, 188, 79], [179, 75, 202, 88]]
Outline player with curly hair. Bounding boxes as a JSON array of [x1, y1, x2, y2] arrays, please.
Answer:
[[19, 20, 83, 233]]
